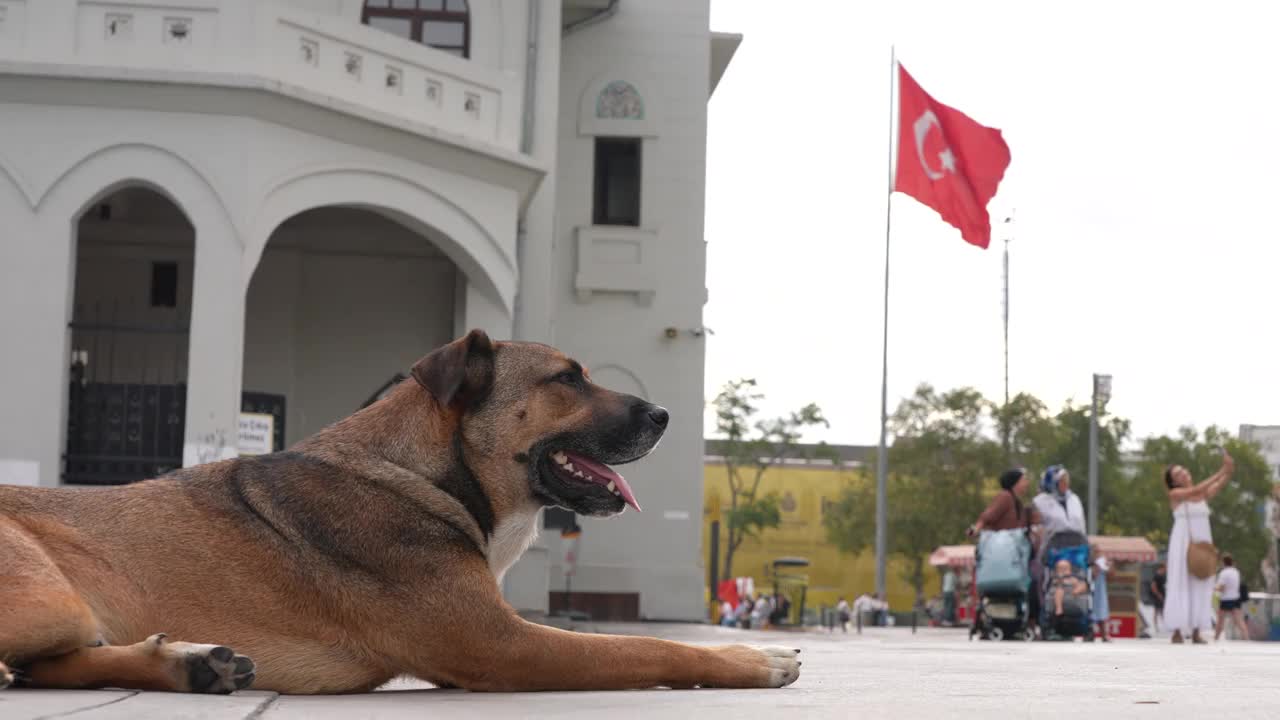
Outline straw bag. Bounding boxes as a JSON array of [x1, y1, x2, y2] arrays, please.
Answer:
[[1183, 505, 1218, 580], [1187, 541, 1218, 580]]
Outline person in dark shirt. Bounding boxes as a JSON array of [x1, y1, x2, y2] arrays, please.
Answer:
[[1150, 564, 1167, 631]]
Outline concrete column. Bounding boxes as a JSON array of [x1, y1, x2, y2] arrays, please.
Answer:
[[0, 200, 68, 486], [512, 0, 562, 345], [181, 225, 245, 467]]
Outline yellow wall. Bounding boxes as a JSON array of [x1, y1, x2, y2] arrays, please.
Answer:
[[703, 463, 936, 613]]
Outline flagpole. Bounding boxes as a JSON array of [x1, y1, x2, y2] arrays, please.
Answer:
[[874, 45, 897, 603]]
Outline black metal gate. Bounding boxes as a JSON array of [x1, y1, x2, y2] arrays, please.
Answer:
[[63, 303, 189, 485]]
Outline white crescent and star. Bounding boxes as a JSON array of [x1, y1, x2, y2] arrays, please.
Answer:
[[913, 109, 957, 180]]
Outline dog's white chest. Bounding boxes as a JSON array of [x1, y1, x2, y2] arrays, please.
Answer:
[[487, 503, 542, 583]]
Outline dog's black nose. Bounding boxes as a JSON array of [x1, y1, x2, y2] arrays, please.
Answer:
[[647, 406, 670, 428]]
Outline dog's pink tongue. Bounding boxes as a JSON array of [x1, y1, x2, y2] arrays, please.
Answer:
[[566, 452, 642, 512]]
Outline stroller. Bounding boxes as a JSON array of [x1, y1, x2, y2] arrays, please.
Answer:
[[969, 528, 1034, 641], [1040, 528, 1094, 641]]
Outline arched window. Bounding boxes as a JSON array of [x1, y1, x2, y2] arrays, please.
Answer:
[[362, 1, 470, 58]]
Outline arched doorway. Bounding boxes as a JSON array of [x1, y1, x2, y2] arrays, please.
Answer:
[[242, 206, 459, 449], [65, 186, 194, 484]]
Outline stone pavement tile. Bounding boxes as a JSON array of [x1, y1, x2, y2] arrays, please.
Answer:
[[79, 690, 278, 720], [0, 689, 136, 719], [4, 626, 1280, 719]]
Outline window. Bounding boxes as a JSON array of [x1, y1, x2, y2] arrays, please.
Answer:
[[150, 262, 178, 308], [593, 138, 641, 227], [362, 0, 470, 58]]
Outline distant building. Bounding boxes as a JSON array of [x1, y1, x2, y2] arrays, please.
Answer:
[[702, 441, 931, 615], [1240, 425, 1280, 482]]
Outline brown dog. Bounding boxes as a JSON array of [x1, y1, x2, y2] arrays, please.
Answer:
[[0, 330, 800, 694]]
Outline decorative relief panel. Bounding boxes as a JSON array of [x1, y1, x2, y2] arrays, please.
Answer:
[[574, 226, 659, 306]]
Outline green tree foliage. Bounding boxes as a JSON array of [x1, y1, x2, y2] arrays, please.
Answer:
[[711, 378, 829, 581], [823, 387, 1274, 592]]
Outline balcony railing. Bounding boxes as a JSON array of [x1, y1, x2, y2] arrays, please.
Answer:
[[0, 1, 520, 152]]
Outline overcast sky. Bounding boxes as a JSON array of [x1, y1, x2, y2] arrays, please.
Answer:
[[703, 0, 1280, 448]]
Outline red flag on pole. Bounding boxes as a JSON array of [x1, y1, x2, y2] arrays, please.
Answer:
[[894, 64, 1010, 249]]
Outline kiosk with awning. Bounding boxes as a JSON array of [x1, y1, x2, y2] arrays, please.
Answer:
[[930, 536, 1158, 637]]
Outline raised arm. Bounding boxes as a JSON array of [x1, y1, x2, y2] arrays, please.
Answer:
[[1203, 453, 1234, 500], [1168, 453, 1234, 504]]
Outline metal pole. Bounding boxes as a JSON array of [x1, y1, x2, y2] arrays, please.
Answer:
[[1088, 374, 1099, 535], [875, 44, 897, 602], [1002, 216, 1012, 411]]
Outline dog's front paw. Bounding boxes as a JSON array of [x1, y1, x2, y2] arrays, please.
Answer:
[[144, 634, 256, 694], [705, 645, 801, 688]]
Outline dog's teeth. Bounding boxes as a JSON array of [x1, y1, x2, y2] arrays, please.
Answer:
[[564, 463, 574, 472], [552, 452, 567, 464], [607, 480, 616, 492], [575, 471, 585, 478]]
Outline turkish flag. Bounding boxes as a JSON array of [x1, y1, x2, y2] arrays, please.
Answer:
[[894, 64, 1010, 249]]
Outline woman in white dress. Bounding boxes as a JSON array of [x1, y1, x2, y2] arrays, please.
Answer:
[[1163, 452, 1234, 644]]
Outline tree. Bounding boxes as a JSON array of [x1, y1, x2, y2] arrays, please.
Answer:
[[711, 378, 829, 581], [824, 384, 1002, 603], [994, 392, 1060, 472], [1043, 401, 1131, 528]]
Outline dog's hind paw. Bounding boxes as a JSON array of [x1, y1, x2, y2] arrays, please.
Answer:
[[0, 661, 13, 690], [146, 634, 256, 694]]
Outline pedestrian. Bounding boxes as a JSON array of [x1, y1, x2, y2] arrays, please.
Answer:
[[968, 468, 1040, 636], [719, 599, 736, 627], [1091, 549, 1111, 642], [941, 568, 957, 625], [853, 592, 875, 627], [735, 595, 754, 629], [836, 596, 851, 633], [1163, 451, 1234, 644], [1032, 465, 1086, 545], [1213, 553, 1251, 642], [1149, 564, 1167, 631], [750, 594, 772, 630]]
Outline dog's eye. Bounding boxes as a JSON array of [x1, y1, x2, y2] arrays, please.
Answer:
[[554, 370, 584, 387]]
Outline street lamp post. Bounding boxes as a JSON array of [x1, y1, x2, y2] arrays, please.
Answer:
[[1088, 373, 1112, 535]]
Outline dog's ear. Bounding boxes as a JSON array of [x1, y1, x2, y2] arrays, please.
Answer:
[[411, 329, 495, 409]]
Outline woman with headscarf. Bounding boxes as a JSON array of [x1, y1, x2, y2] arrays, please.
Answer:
[[968, 468, 1042, 636], [968, 468, 1036, 535], [1032, 464, 1086, 547]]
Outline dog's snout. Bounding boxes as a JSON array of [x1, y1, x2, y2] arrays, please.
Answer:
[[646, 406, 670, 429]]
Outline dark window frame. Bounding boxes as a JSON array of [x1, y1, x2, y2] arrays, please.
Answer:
[[592, 137, 643, 227], [362, 1, 470, 58]]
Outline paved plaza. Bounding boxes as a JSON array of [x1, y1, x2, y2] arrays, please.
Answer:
[[3, 622, 1277, 719]]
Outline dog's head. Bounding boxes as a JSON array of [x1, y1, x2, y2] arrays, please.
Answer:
[[411, 329, 668, 517]]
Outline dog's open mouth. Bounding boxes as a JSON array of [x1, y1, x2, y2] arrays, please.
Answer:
[[548, 450, 641, 512]]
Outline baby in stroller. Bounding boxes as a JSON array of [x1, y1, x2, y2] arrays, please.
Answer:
[[1049, 559, 1089, 618], [1041, 529, 1094, 640]]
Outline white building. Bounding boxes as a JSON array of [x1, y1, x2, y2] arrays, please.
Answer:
[[1240, 425, 1280, 482], [0, 0, 740, 621]]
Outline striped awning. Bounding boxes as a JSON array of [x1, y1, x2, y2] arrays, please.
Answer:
[[929, 535, 1158, 569], [929, 545, 976, 569]]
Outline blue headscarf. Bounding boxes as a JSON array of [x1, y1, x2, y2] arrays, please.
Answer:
[[1042, 465, 1068, 507]]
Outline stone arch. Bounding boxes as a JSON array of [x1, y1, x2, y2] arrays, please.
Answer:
[[247, 166, 514, 313], [36, 142, 239, 247]]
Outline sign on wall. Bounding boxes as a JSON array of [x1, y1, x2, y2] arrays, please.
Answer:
[[238, 412, 275, 456]]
